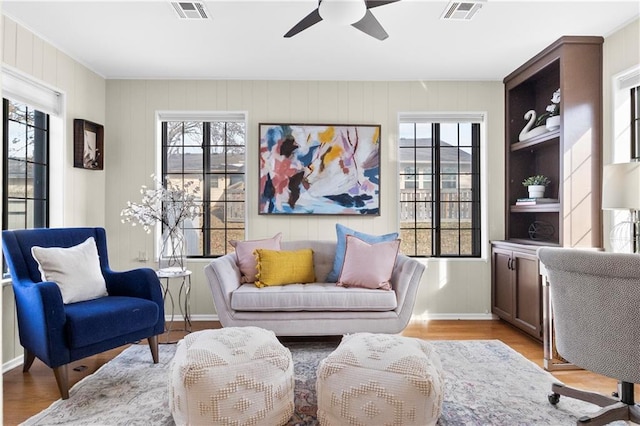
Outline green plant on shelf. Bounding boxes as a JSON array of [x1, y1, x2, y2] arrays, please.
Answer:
[[522, 175, 550, 187]]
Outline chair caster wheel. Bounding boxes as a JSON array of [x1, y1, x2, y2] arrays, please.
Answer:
[[548, 392, 560, 405]]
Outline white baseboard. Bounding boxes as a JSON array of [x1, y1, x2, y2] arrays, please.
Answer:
[[167, 314, 219, 322], [410, 313, 498, 321], [3, 356, 23, 374]]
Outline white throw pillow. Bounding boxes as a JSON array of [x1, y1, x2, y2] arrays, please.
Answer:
[[31, 237, 108, 304]]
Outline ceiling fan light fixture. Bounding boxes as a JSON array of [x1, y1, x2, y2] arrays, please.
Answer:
[[319, 0, 367, 26]]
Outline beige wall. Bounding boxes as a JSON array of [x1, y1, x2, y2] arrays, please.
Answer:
[[105, 79, 505, 320], [602, 17, 640, 250], [1, 15, 106, 367]]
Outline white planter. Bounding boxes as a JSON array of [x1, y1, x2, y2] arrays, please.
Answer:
[[546, 115, 560, 131], [528, 185, 546, 198]]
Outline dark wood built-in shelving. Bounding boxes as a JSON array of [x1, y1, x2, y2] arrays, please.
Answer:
[[492, 36, 603, 342]]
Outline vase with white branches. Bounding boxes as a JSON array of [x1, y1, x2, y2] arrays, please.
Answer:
[[121, 176, 200, 273]]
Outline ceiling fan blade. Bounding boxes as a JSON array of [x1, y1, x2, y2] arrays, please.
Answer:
[[284, 8, 323, 38], [351, 10, 388, 40], [364, 0, 401, 9]]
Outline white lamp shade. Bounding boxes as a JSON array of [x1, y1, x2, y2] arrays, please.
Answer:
[[602, 162, 640, 210], [318, 0, 367, 25]]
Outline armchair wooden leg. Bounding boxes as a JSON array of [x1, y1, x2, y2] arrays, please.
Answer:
[[23, 350, 36, 373], [148, 335, 159, 364], [53, 365, 69, 400]]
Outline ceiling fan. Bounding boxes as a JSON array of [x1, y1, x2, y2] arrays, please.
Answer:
[[284, 0, 401, 41]]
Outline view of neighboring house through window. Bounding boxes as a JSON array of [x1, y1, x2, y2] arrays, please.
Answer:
[[161, 117, 246, 257], [2, 98, 49, 231], [398, 118, 481, 257]]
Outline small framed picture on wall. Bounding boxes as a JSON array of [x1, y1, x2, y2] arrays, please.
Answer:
[[74, 119, 104, 170]]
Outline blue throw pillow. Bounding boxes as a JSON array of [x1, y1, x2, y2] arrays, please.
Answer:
[[326, 224, 399, 282]]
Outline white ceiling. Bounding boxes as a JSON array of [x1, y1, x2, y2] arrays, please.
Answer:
[[2, 1, 639, 81]]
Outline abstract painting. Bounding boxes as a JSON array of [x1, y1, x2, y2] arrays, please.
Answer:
[[259, 124, 381, 215]]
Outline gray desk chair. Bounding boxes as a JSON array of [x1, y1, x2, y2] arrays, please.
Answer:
[[538, 247, 640, 425]]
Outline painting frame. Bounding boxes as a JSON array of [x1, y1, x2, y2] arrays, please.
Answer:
[[73, 119, 104, 170], [259, 123, 381, 215]]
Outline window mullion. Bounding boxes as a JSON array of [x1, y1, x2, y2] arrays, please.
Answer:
[[433, 123, 441, 257], [632, 86, 639, 160], [223, 122, 228, 252], [472, 123, 482, 255], [413, 124, 420, 255], [203, 123, 211, 256]]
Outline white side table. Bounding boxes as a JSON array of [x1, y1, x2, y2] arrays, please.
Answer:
[[156, 269, 192, 344]]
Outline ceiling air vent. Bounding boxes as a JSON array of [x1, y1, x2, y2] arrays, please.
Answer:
[[441, 0, 485, 21], [170, 2, 210, 20]]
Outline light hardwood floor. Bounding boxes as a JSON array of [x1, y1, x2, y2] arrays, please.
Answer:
[[2, 320, 628, 425]]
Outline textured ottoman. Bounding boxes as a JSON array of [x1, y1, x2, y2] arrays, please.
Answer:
[[169, 326, 294, 425], [316, 333, 444, 426]]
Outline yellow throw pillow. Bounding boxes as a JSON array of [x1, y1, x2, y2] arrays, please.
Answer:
[[254, 248, 315, 288]]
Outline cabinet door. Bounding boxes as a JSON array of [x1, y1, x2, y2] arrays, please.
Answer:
[[491, 247, 513, 320], [513, 251, 542, 339]]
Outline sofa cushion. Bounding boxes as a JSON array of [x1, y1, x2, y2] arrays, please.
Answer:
[[231, 283, 398, 312], [230, 233, 282, 283], [326, 224, 399, 282], [337, 235, 400, 290], [255, 248, 316, 287]]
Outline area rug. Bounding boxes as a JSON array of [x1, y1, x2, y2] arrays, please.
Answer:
[[22, 339, 604, 425]]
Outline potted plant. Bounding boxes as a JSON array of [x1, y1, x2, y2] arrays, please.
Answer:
[[522, 175, 550, 198]]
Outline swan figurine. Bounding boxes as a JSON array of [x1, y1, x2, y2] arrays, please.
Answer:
[[518, 110, 549, 142]]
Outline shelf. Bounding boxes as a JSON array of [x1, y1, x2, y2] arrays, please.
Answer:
[[510, 130, 560, 152], [506, 238, 560, 247], [510, 203, 560, 213]]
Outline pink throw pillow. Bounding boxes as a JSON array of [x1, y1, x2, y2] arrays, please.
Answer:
[[230, 233, 282, 283], [337, 235, 400, 290]]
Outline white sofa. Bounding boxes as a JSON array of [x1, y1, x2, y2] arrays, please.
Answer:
[[204, 240, 426, 336]]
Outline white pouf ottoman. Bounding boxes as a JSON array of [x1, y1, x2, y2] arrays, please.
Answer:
[[169, 326, 294, 425], [316, 333, 444, 426]]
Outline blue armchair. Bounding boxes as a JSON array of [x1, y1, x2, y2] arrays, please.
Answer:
[[2, 227, 165, 399]]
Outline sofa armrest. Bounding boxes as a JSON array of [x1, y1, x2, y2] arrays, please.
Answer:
[[204, 254, 242, 322], [391, 255, 426, 319]]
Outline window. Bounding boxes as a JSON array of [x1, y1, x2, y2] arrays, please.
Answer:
[[3, 98, 49, 231], [161, 116, 246, 257], [398, 118, 481, 257]]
